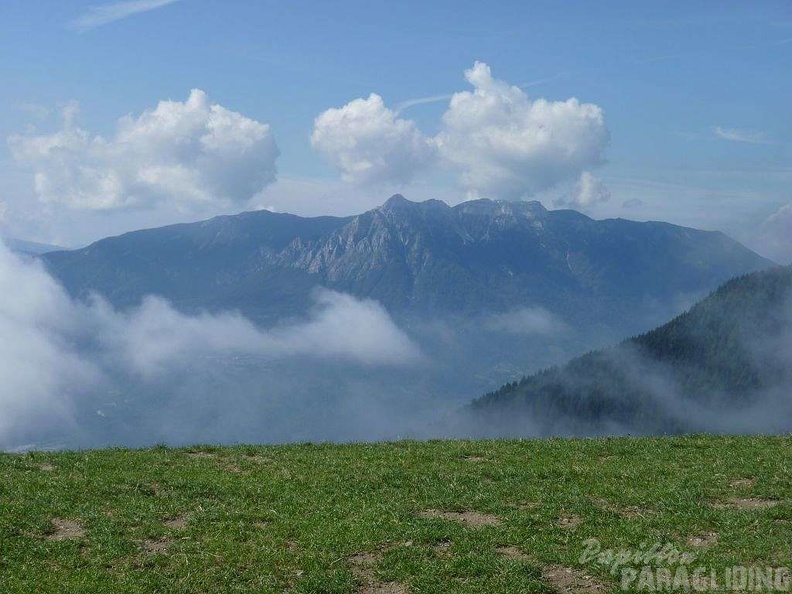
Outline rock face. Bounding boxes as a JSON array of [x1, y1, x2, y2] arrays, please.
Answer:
[[42, 194, 772, 329]]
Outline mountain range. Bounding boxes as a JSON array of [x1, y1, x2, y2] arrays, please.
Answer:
[[42, 195, 772, 332], [30, 196, 781, 446]]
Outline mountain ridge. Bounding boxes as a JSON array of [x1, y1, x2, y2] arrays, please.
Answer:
[[42, 195, 773, 330]]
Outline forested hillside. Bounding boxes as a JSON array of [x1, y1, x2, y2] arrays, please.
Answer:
[[469, 265, 792, 435]]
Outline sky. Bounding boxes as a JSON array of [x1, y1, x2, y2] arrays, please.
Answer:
[[0, 0, 790, 261]]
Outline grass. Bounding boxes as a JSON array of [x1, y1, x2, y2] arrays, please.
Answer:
[[0, 436, 790, 593]]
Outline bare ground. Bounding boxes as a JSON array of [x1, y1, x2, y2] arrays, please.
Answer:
[[46, 518, 84, 541]]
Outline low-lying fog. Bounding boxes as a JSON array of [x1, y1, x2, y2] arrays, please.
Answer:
[[2, 241, 789, 451]]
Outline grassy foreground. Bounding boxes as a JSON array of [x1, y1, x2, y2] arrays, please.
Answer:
[[0, 436, 790, 593]]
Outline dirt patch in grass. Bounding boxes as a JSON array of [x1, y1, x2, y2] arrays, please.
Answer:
[[729, 478, 757, 489], [418, 510, 501, 528], [432, 541, 452, 557], [543, 564, 606, 593], [140, 537, 172, 554], [349, 552, 378, 578], [46, 518, 85, 541], [496, 545, 531, 562], [349, 552, 408, 594], [39, 463, 56, 472], [591, 497, 654, 519], [558, 514, 581, 530], [687, 532, 719, 548], [144, 482, 163, 497], [461, 455, 488, 462], [712, 498, 779, 510], [360, 584, 407, 594], [163, 515, 188, 530]]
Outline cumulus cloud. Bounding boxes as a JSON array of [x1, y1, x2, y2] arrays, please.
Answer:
[[0, 241, 418, 449], [312, 62, 609, 200], [9, 90, 279, 211], [753, 203, 792, 264], [311, 94, 436, 186], [435, 62, 609, 200], [554, 171, 611, 210]]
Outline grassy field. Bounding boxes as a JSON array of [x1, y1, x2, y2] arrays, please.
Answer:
[[0, 436, 790, 593]]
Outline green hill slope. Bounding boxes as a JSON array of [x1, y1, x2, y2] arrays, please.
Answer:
[[1, 437, 789, 593], [468, 265, 792, 436]]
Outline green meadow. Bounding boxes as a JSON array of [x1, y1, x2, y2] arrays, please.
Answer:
[[1, 436, 789, 593]]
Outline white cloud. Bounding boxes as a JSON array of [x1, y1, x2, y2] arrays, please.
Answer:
[[70, 0, 180, 32], [98, 289, 420, 376], [0, 244, 98, 447], [713, 126, 768, 144], [753, 202, 792, 264], [435, 62, 609, 200], [9, 90, 279, 211], [554, 171, 611, 210], [311, 93, 436, 186], [0, 240, 418, 448], [312, 62, 609, 199]]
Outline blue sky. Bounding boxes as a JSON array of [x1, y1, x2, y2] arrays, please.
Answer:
[[0, 0, 790, 260]]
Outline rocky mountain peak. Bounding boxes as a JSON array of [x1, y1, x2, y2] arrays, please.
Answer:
[[380, 194, 412, 211], [453, 198, 547, 219]]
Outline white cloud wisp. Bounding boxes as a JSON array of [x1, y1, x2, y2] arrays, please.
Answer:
[[70, 0, 180, 32]]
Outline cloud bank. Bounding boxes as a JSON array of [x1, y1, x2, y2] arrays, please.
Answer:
[[312, 62, 610, 201], [98, 290, 420, 377], [9, 90, 279, 211], [0, 241, 418, 449], [0, 244, 98, 448]]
